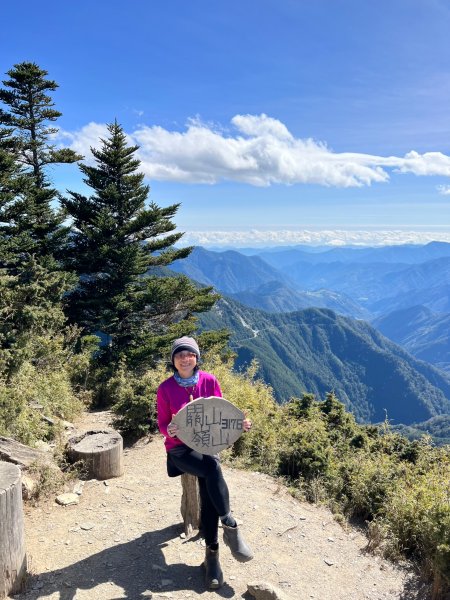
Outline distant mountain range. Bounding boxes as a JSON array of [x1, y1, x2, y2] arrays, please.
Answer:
[[229, 282, 370, 318], [251, 255, 450, 314], [256, 241, 450, 266], [170, 247, 371, 316], [171, 242, 450, 318], [170, 247, 286, 294]]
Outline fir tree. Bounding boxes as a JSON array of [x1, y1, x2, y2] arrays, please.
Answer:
[[63, 121, 218, 370], [0, 61, 81, 263], [0, 128, 28, 265], [0, 62, 79, 376], [0, 256, 75, 376]]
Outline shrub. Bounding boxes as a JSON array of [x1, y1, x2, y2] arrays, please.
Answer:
[[378, 443, 450, 597], [109, 362, 165, 438], [0, 360, 83, 445], [204, 355, 282, 473], [278, 416, 331, 481], [338, 450, 403, 519], [0, 329, 91, 445]]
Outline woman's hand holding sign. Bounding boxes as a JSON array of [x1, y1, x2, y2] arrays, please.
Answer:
[[243, 412, 252, 432], [167, 422, 179, 438]]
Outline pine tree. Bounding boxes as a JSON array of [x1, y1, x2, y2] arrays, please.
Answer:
[[0, 61, 81, 263], [63, 121, 218, 371]]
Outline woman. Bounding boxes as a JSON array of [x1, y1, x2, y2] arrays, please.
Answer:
[[157, 336, 253, 590]]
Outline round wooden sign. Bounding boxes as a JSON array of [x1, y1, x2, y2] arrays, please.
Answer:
[[171, 396, 245, 455]]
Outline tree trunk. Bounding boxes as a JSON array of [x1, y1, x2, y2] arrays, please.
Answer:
[[67, 430, 123, 480], [0, 462, 27, 598], [180, 473, 200, 536], [0, 436, 49, 469]]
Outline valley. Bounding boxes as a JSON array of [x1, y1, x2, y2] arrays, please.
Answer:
[[170, 241, 450, 442]]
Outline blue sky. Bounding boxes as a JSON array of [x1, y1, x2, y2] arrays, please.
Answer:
[[2, 0, 450, 247]]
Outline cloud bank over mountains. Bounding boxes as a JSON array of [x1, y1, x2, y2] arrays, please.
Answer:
[[60, 113, 450, 188], [177, 229, 450, 248]]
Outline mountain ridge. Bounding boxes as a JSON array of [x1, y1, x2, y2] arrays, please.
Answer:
[[198, 297, 450, 425], [374, 305, 450, 373]]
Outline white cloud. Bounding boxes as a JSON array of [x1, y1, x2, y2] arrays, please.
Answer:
[[231, 113, 293, 139], [58, 122, 134, 162], [437, 184, 450, 195], [393, 151, 450, 177], [58, 114, 450, 188], [178, 229, 450, 248], [58, 122, 110, 160], [132, 116, 391, 187]]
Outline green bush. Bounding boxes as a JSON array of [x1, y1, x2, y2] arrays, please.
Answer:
[[278, 417, 331, 480], [338, 451, 403, 519], [109, 362, 165, 438]]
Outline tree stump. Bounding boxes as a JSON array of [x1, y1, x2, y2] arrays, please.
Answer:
[[180, 473, 200, 536], [67, 430, 124, 480], [0, 462, 27, 598]]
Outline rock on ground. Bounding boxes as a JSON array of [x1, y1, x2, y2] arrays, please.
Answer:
[[247, 580, 290, 600]]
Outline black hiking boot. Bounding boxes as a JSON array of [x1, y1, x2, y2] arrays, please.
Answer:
[[203, 545, 224, 589], [222, 524, 254, 562]]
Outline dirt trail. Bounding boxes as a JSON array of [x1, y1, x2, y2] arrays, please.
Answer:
[[12, 410, 423, 600]]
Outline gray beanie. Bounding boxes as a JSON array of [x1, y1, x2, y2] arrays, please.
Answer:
[[171, 336, 200, 364]]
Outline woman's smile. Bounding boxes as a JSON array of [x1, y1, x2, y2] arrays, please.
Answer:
[[174, 351, 197, 376]]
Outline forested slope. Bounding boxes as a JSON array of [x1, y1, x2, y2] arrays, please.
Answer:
[[199, 298, 450, 424]]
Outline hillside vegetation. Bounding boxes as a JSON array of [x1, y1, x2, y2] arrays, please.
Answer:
[[394, 415, 450, 446]]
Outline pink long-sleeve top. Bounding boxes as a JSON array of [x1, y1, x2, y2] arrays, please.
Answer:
[[156, 370, 222, 451]]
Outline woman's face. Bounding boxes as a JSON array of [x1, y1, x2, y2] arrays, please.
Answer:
[[173, 350, 197, 378]]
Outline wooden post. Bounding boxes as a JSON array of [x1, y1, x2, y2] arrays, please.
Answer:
[[180, 473, 200, 536], [67, 430, 124, 480], [0, 462, 27, 598]]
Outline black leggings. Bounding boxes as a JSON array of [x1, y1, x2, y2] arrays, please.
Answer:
[[168, 445, 230, 546]]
